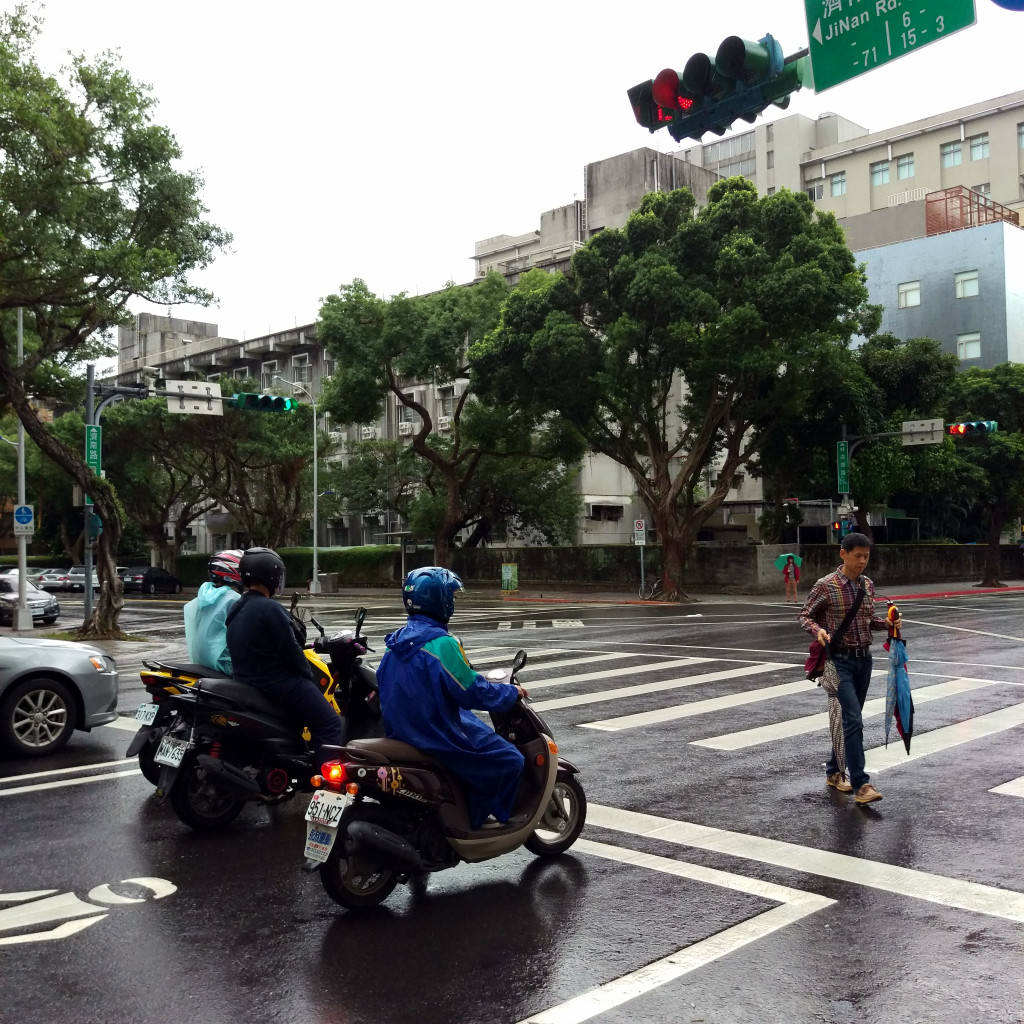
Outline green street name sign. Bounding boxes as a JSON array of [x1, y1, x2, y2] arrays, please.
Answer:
[[837, 440, 850, 494], [804, 0, 976, 92], [84, 424, 101, 507]]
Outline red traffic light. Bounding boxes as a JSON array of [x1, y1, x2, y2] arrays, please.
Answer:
[[652, 69, 695, 111], [948, 423, 966, 435]]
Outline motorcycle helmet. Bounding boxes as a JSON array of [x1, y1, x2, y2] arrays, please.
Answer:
[[239, 547, 286, 596], [402, 566, 463, 625], [208, 549, 244, 590]]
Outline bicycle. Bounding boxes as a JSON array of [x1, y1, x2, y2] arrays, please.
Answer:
[[638, 576, 663, 601]]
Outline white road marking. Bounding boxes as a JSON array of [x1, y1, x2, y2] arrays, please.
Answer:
[[528, 657, 712, 692], [515, 838, 832, 1024], [587, 804, 1024, 922], [865, 702, 1024, 772], [522, 621, 537, 629], [103, 717, 145, 732], [692, 677, 993, 750], [550, 619, 585, 628], [470, 649, 572, 666], [581, 679, 816, 732], [990, 775, 1024, 799], [531, 663, 789, 713], [901, 618, 1024, 643], [0, 769, 141, 796], [0, 758, 136, 784]]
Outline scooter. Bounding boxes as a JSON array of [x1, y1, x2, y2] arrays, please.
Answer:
[[301, 650, 587, 910], [127, 597, 376, 785]]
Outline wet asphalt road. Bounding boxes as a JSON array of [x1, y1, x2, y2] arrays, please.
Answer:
[[2, 592, 1023, 1024]]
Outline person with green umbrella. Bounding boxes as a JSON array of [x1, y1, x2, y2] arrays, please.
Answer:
[[781, 554, 800, 603]]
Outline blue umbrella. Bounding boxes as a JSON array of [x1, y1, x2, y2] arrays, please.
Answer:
[[884, 604, 914, 753]]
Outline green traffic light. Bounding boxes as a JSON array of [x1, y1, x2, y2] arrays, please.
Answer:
[[230, 392, 299, 413]]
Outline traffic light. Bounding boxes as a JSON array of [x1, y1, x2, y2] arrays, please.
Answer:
[[229, 393, 299, 413], [627, 34, 808, 142], [947, 420, 998, 436]]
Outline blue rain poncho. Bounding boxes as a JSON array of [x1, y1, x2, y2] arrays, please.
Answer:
[[183, 582, 240, 674], [377, 614, 524, 828]]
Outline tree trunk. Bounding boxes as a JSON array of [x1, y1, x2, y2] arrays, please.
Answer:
[[980, 504, 1006, 588]]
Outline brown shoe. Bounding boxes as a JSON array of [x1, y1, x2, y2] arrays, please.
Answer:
[[826, 772, 852, 793], [855, 783, 883, 805]]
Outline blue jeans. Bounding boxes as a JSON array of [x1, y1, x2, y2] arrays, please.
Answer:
[[825, 653, 873, 790]]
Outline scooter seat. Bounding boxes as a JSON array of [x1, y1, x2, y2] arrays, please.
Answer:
[[347, 738, 442, 766], [195, 678, 288, 718], [149, 660, 232, 679]]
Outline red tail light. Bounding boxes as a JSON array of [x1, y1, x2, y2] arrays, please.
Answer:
[[322, 760, 347, 785]]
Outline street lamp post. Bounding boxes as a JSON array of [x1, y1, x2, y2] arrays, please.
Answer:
[[274, 376, 319, 594]]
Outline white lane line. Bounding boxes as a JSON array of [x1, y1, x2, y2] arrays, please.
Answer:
[[104, 717, 145, 732], [516, 839, 832, 1024], [588, 803, 1024, 922], [471, 649, 572, 666], [582, 680, 816, 732], [865, 702, 1024, 772], [532, 664, 790, 713], [0, 769, 141, 796], [692, 677, 994, 751], [901, 618, 1024, 643], [550, 619, 585, 628], [990, 776, 1024, 798], [0, 758, 135, 785], [528, 658, 712, 692]]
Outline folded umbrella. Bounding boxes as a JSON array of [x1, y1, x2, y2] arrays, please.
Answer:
[[884, 604, 914, 753], [818, 657, 846, 777], [774, 552, 802, 571]]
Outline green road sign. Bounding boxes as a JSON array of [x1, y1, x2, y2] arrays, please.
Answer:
[[804, 0, 976, 92], [84, 424, 101, 506], [837, 440, 850, 494]]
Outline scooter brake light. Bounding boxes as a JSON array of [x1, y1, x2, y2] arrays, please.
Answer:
[[322, 760, 347, 785]]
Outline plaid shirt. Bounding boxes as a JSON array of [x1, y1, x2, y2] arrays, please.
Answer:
[[798, 568, 889, 649]]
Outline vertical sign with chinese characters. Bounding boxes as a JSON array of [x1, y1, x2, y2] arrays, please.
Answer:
[[84, 424, 101, 506], [836, 441, 850, 494]]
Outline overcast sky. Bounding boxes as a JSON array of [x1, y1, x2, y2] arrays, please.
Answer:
[[23, 0, 1024, 343]]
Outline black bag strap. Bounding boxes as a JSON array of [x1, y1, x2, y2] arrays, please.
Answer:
[[828, 579, 866, 655]]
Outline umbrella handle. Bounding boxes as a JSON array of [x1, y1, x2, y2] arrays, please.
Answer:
[[887, 602, 901, 640]]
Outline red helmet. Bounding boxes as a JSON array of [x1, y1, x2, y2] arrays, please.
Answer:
[[208, 549, 243, 590]]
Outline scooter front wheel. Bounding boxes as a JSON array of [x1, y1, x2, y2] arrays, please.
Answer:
[[525, 775, 587, 857], [319, 808, 400, 909]]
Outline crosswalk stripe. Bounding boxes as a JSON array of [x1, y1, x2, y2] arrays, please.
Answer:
[[865, 701, 1024, 773], [990, 775, 1024, 798], [691, 677, 994, 751], [587, 803, 1024, 922], [581, 680, 816, 732], [527, 658, 712, 692], [531, 663, 790, 712]]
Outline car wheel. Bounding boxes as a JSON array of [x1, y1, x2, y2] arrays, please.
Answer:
[[0, 677, 76, 757], [41, 617, 57, 625], [147, 582, 156, 595]]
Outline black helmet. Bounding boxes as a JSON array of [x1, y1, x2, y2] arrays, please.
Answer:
[[208, 549, 243, 590], [239, 547, 286, 596]]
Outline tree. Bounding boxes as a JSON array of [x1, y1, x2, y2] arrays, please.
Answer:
[[947, 363, 1024, 586], [472, 181, 875, 598], [318, 274, 581, 564], [0, 7, 229, 636]]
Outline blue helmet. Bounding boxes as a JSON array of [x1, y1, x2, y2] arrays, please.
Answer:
[[403, 567, 463, 624]]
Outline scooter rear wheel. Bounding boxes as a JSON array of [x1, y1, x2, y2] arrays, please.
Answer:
[[525, 775, 587, 857], [169, 752, 247, 831], [137, 738, 161, 786], [319, 808, 400, 909]]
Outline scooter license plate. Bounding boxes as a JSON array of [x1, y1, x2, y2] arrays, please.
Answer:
[[135, 702, 159, 726], [303, 791, 352, 864], [153, 734, 190, 768]]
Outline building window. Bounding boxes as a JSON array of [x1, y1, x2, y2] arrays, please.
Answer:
[[897, 281, 921, 309], [291, 353, 312, 384], [766, 186, 776, 195], [806, 180, 824, 201], [766, 150, 774, 170], [940, 141, 962, 168], [870, 160, 890, 186], [831, 172, 846, 196], [260, 361, 278, 392], [232, 367, 251, 382], [897, 153, 915, 179], [438, 386, 455, 418], [397, 392, 415, 424], [972, 182, 991, 198], [955, 270, 979, 298], [703, 131, 755, 165], [957, 332, 981, 360], [718, 156, 757, 177], [1019, 122, 1024, 149], [766, 123, 774, 144], [969, 133, 989, 160]]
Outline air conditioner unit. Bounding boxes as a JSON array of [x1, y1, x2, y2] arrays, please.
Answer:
[[360, 426, 377, 441], [438, 415, 452, 431], [398, 421, 414, 436]]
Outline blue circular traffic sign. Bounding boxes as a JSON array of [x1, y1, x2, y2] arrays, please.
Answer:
[[991, 0, 1024, 9], [13, 505, 32, 525]]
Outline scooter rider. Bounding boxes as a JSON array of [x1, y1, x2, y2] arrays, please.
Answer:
[[376, 567, 527, 829], [183, 549, 244, 674], [225, 547, 343, 767]]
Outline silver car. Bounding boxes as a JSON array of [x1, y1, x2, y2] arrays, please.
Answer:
[[0, 577, 60, 626], [0, 636, 119, 756]]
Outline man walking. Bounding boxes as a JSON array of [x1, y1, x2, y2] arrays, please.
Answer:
[[798, 533, 900, 805]]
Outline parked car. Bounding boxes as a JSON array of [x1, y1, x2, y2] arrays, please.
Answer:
[[0, 634, 118, 756], [0, 577, 60, 627], [26, 568, 61, 587], [66, 565, 100, 592], [37, 568, 72, 591], [122, 566, 183, 595]]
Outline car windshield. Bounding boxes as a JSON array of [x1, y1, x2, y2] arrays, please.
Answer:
[[0, 579, 43, 595]]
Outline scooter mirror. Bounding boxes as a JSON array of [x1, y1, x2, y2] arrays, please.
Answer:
[[512, 649, 528, 674], [355, 607, 367, 635], [290, 592, 300, 614]]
